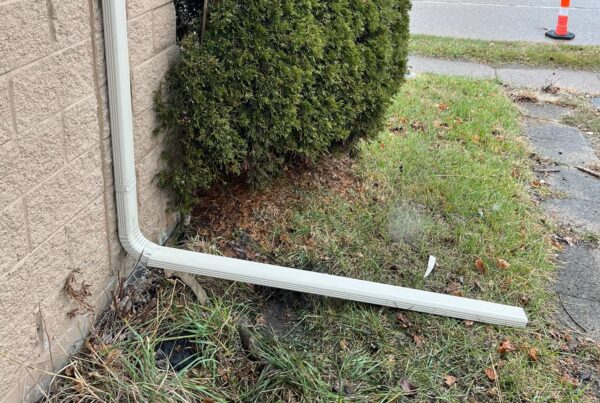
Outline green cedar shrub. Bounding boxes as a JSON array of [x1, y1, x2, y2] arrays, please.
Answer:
[[156, 0, 411, 212]]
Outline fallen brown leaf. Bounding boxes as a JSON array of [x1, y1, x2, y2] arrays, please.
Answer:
[[496, 258, 510, 270], [531, 180, 542, 188], [413, 334, 424, 347], [64, 270, 94, 315], [528, 347, 539, 361], [445, 281, 463, 296], [396, 312, 412, 328], [464, 320, 474, 327], [474, 258, 487, 274], [484, 367, 497, 381], [498, 339, 516, 354], [444, 375, 457, 387], [436, 103, 449, 111], [549, 237, 563, 250], [400, 378, 417, 395]]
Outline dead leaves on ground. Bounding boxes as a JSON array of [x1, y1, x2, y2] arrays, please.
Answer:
[[65, 270, 92, 302], [445, 281, 463, 296], [496, 258, 510, 270], [474, 257, 512, 274], [484, 366, 498, 381], [528, 347, 539, 361], [498, 339, 516, 354], [396, 312, 424, 347], [436, 103, 449, 112], [396, 312, 412, 328], [444, 375, 457, 387], [412, 334, 424, 347], [64, 270, 94, 317], [191, 155, 362, 256], [474, 258, 487, 274]]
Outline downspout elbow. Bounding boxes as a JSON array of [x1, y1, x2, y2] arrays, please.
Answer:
[[114, 178, 159, 264], [118, 227, 159, 266]]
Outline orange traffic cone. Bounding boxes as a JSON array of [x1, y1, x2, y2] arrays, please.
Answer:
[[546, 0, 575, 40]]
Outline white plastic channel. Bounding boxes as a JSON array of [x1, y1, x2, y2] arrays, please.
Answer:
[[101, 0, 528, 328]]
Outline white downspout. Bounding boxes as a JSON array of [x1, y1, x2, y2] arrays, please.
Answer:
[[101, 0, 528, 327]]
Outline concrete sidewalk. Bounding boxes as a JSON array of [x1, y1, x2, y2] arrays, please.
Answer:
[[411, 0, 600, 45], [409, 55, 600, 94], [520, 102, 600, 338]]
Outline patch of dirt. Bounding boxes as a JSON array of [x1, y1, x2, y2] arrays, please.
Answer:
[[254, 288, 307, 337], [191, 155, 363, 258]]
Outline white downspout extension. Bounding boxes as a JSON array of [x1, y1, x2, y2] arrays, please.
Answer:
[[101, 0, 528, 327]]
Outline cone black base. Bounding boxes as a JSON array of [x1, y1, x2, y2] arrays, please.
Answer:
[[545, 30, 575, 40]]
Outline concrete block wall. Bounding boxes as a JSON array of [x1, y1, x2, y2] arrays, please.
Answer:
[[0, 1, 178, 400]]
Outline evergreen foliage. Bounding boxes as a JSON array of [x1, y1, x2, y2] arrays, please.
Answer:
[[157, 0, 411, 211]]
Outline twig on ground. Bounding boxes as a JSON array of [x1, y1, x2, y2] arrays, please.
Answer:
[[559, 294, 589, 333], [534, 167, 561, 173], [576, 166, 600, 179]]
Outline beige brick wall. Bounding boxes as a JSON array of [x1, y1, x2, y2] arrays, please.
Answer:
[[0, 1, 178, 400]]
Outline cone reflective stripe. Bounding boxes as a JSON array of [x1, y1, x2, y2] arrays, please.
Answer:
[[546, 0, 575, 40], [556, 0, 570, 35]]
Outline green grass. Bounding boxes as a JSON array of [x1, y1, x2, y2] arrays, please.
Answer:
[[46, 76, 600, 401], [410, 34, 600, 72]]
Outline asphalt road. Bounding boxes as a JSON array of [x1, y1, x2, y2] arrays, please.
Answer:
[[410, 0, 600, 45]]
